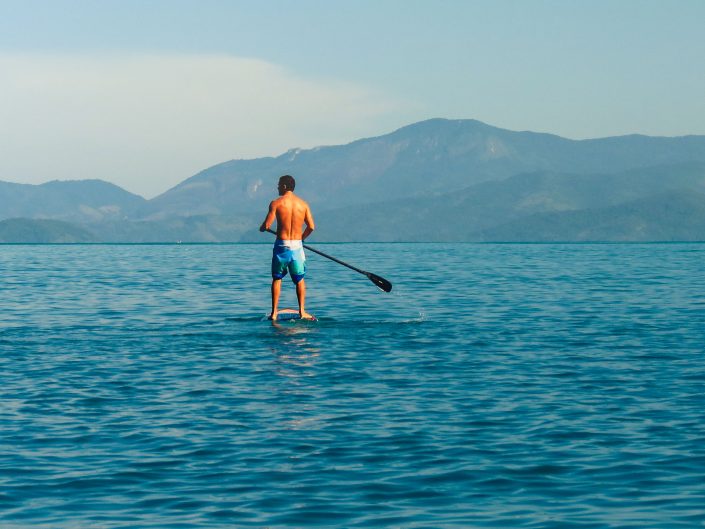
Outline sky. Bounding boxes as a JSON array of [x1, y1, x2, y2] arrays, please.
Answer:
[[1, 0, 704, 198]]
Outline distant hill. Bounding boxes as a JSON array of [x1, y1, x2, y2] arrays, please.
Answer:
[[2, 118, 705, 242], [0, 179, 146, 223], [0, 218, 97, 243]]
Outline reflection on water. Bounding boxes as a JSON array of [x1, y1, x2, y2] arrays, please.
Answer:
[[268, 320, 324, 432], [270, 320, 321, 368]]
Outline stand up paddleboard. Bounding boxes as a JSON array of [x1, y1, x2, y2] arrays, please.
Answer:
[[270, 308, 317, 322]]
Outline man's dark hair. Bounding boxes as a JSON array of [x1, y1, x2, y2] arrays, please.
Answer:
[[279, 174, 295, 191]]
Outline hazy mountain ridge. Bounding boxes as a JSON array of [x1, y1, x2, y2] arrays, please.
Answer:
[[2, 118, 705, 242], [294, 162, 705, 242], [0, 218, 98, 243], [476, 189, 705, 242], [143, 119, 705, 219], [88, 214, 254, 243]]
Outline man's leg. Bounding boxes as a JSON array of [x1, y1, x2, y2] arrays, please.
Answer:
[[295, 279, 314, 320], [270, 279, 282, 320]]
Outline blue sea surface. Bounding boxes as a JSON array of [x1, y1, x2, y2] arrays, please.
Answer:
[[1, 243, 705, 528]]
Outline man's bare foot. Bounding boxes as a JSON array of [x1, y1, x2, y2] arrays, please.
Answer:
[[268, 311, 278, 321], [299, 311, 316, 321]]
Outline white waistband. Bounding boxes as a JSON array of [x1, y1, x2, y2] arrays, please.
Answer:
[[277, 239, 303, 250]]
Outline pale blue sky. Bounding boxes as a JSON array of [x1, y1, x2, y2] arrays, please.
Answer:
[[1, 0, 704, 197]]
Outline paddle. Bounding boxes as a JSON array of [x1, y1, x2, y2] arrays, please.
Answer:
[[265, 228, 392, 292]]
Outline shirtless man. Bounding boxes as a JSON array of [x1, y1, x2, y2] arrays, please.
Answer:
[[259, 175, 316, 320]]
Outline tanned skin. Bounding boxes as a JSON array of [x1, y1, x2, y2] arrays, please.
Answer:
[[259, 177, 315, 321]]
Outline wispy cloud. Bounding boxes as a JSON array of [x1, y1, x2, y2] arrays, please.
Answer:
[[0, 52, 408, 197]]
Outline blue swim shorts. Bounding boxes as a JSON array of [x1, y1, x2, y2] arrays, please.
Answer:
[[271, 239, 306, 283]]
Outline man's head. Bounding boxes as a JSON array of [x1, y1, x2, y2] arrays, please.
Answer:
[[278, 174, 296, 195]]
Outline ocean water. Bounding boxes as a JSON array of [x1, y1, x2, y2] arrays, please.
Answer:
[[1, 243, 705, 528]]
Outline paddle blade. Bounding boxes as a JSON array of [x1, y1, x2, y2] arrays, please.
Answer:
[[367, 272, 393, 292]]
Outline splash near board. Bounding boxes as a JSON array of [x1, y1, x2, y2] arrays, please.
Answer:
[[271, 308, 317, 322]]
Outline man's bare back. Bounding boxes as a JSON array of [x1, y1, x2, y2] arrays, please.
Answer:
[[263, 193, 314, 241]]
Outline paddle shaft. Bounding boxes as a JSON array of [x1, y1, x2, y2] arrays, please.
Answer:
[[265, 228, 391, 291], [267, 229, 366, 275]]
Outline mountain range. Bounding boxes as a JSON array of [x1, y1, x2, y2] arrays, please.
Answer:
[[2, 118, 705, 242]]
